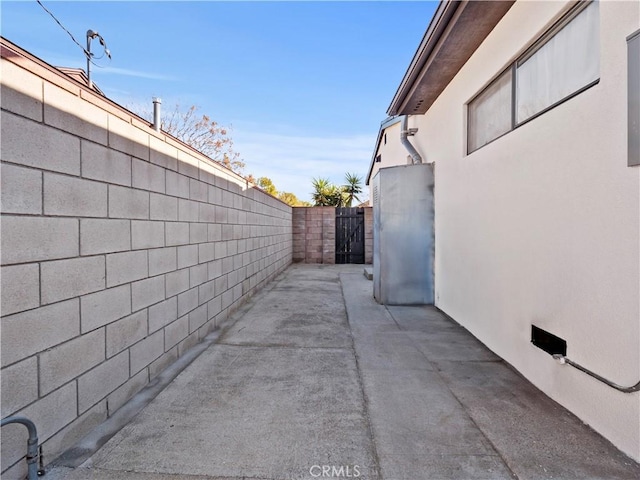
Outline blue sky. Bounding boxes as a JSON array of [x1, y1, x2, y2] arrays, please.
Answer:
[[1, 1, 437, 202]]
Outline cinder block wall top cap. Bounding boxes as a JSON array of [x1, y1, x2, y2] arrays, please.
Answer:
[[0, 37, 282, 201]]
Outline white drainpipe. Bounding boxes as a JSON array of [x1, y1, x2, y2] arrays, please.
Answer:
[[400, 115, 423, 164]]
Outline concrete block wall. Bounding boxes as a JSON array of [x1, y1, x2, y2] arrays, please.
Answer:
[[321, 208, 336, 264], [292, 207, 307, 261], [0, 40, 292, 479], [292, 207, 335, 263], [292, 207, 372, 264], [364, 207, 373, 265]]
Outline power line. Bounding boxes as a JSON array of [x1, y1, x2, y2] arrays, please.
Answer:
[[35, 0, 89, 58], [35, 0, 111, 70]]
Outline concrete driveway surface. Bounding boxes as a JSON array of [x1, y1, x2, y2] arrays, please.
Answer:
[[46, 264, 640, 480]]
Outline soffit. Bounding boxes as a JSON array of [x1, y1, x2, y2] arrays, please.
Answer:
[[388, 0, 515, 116]]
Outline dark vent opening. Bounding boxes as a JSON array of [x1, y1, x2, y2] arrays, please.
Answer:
[[531, 325, 567, 356]]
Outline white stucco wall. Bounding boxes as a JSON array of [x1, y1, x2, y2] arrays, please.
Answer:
[[413, 0, 640, 460], [368, 120, 422, 203]]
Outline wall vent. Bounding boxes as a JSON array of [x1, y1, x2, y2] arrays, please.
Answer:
[[531, 325, 567, 356]]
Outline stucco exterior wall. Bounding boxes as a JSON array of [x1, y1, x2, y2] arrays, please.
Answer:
[[0, 43, 292, 478], [412, 1, 639, 460], [367, 122, 408, 201]]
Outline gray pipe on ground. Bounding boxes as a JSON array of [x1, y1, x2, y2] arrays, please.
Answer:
[[1, 416, 40, 479]]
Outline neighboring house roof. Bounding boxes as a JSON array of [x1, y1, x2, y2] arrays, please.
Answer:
[[387, 0, 514, 116], [57, 66, 105, 96], [365, 116, 402, 186]]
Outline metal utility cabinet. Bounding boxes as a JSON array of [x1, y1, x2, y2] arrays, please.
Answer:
[[372, 163, 434, 305]]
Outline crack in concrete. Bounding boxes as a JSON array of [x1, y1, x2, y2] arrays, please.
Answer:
[[340, 273, 384, 480]]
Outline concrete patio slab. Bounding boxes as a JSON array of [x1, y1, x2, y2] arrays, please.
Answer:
[[434, 360, 639, 480], [85, 344, 374, 479], [45, 265, 640, 480], [341, 270, 640, 480]]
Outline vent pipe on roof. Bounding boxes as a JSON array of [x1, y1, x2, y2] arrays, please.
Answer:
[[152, 97, 162, 132], [401, 115, 423, 164]]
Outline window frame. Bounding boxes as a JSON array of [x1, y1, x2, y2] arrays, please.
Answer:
[[466, 0, 599, 155], [627, 28, 640, 167], [466, 66, 515, 153]]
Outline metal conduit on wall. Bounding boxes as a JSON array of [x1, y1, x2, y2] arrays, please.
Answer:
[[553, 355, 640, 393], [1, 416, 43, 479]]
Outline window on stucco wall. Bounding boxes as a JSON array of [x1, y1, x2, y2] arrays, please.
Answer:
[[467, 68, 512, 153], [467, 0, 600, 154]]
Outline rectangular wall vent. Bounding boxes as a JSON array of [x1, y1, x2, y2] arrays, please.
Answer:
[[531, 325, 567, 356]]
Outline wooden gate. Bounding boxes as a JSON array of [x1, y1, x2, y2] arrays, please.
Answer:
[[335, 208, 365, 264]]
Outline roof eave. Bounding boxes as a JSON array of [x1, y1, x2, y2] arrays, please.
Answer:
[[365, 116, 402, 186], [387, 0, 515, 116]]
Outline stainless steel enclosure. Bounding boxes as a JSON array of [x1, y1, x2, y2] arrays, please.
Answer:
[[372, 164, 434, 305]]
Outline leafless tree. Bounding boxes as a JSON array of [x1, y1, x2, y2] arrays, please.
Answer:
[[132, 103, 245, 175]]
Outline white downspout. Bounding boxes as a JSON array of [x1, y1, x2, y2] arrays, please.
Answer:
[[400, 115, 423, 164]]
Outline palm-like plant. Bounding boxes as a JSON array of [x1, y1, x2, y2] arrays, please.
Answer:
[[312, 177, 348, 206], [342, 173, 363, 207], [327, 185, 345, 207], [311, 177, 334, 206]]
